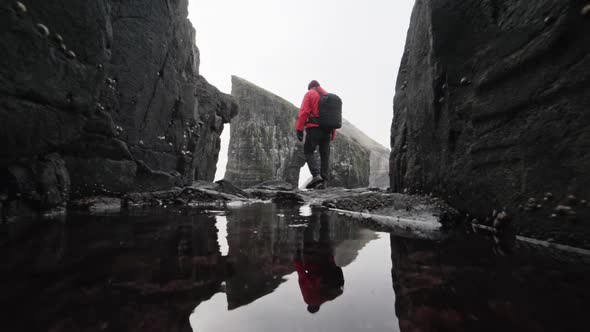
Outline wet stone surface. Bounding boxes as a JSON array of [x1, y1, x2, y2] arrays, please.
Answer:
[[1, 203, 589, 332]]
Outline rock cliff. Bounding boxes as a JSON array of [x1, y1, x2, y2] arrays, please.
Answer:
[[225, 76, 389, 189], [0, 0, 237, 216], [391, 0, 590, 240]]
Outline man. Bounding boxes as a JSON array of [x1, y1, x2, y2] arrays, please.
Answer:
[[296, 80, 337, 189]]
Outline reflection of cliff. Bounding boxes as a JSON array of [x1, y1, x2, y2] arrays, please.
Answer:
[[333, 229, 378, 267], [390, 235, 590, 331], [0, 204, 382, 330], [0, 209, 226, 332], [224, 204, 297, 309], [225, 76, 389, 189], [222, 204, 377, 310]]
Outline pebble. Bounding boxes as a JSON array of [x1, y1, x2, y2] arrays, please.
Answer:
[[97, 64, 103, 70], [59, 43, 66, 52], [35, 23, 50, 37], [460, 77, 470, 85], [13, 1, 27, 14], [582, 4, 590, 16]]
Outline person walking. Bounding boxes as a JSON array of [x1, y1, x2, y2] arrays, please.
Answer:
[[296, 80, 337, 189]]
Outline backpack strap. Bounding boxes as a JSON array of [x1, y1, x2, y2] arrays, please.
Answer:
[[306, 88, 323, 124]]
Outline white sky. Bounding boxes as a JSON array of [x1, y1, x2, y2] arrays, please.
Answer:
[[187, 0, 415, 181]]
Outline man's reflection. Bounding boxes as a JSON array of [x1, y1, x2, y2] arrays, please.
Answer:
[[294, 213, 344, 314]]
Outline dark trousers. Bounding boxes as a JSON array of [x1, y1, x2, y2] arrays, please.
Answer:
[[304, 127, 331, 181]]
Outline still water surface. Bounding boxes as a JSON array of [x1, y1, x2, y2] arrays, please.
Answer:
[[1, 203, 589, 331]]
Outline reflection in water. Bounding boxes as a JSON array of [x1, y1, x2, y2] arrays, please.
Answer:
[[190, 204, 395, 332], [1, 203, 589, 332], [220, 203, 376, 312], [215, 216, 229, 256], [294, 213, 345, 314], [299, 204, 312, 217], [391, 234, 590, 332]]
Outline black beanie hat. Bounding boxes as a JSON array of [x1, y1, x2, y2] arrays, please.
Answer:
[[308, 80, 320, 90]]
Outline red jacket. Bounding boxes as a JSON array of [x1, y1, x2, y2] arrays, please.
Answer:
[[296, 87, 336, 139]]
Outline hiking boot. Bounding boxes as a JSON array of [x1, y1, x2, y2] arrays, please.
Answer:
[[306, 175, 323, 189]]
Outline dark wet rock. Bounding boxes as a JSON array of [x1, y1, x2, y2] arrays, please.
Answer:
[[0, 153, 70, 218], [69, 196, 121, 212], [249, 179, 296, 191], [214, 180, 250, 198], [124, 188, 212, 207], [122, 181, 251, 208], [0, 0, 237, 217], [225, 76, 390, 189], [391, 0, 590, 244], [272, 191, 305, 204], [321, 190, 458, 227]]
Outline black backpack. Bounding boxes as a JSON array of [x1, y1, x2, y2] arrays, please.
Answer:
[[317, 91, 342, 129]]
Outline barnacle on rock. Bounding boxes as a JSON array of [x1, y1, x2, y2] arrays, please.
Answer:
[[53, 33, 63, 43], [13, 1, 27, 14], [35, 23, 49, 37]]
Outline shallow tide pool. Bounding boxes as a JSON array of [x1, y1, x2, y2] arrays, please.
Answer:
[[1, 203, 589, 331]]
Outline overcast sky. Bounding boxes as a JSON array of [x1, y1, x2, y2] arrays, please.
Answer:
[[187, 0, 415, 180]]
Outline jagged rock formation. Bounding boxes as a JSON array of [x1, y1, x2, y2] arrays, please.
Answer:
[[0, 0, 237, 216], [391, 1, 590, 227], [225, 76, 389, 189]]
